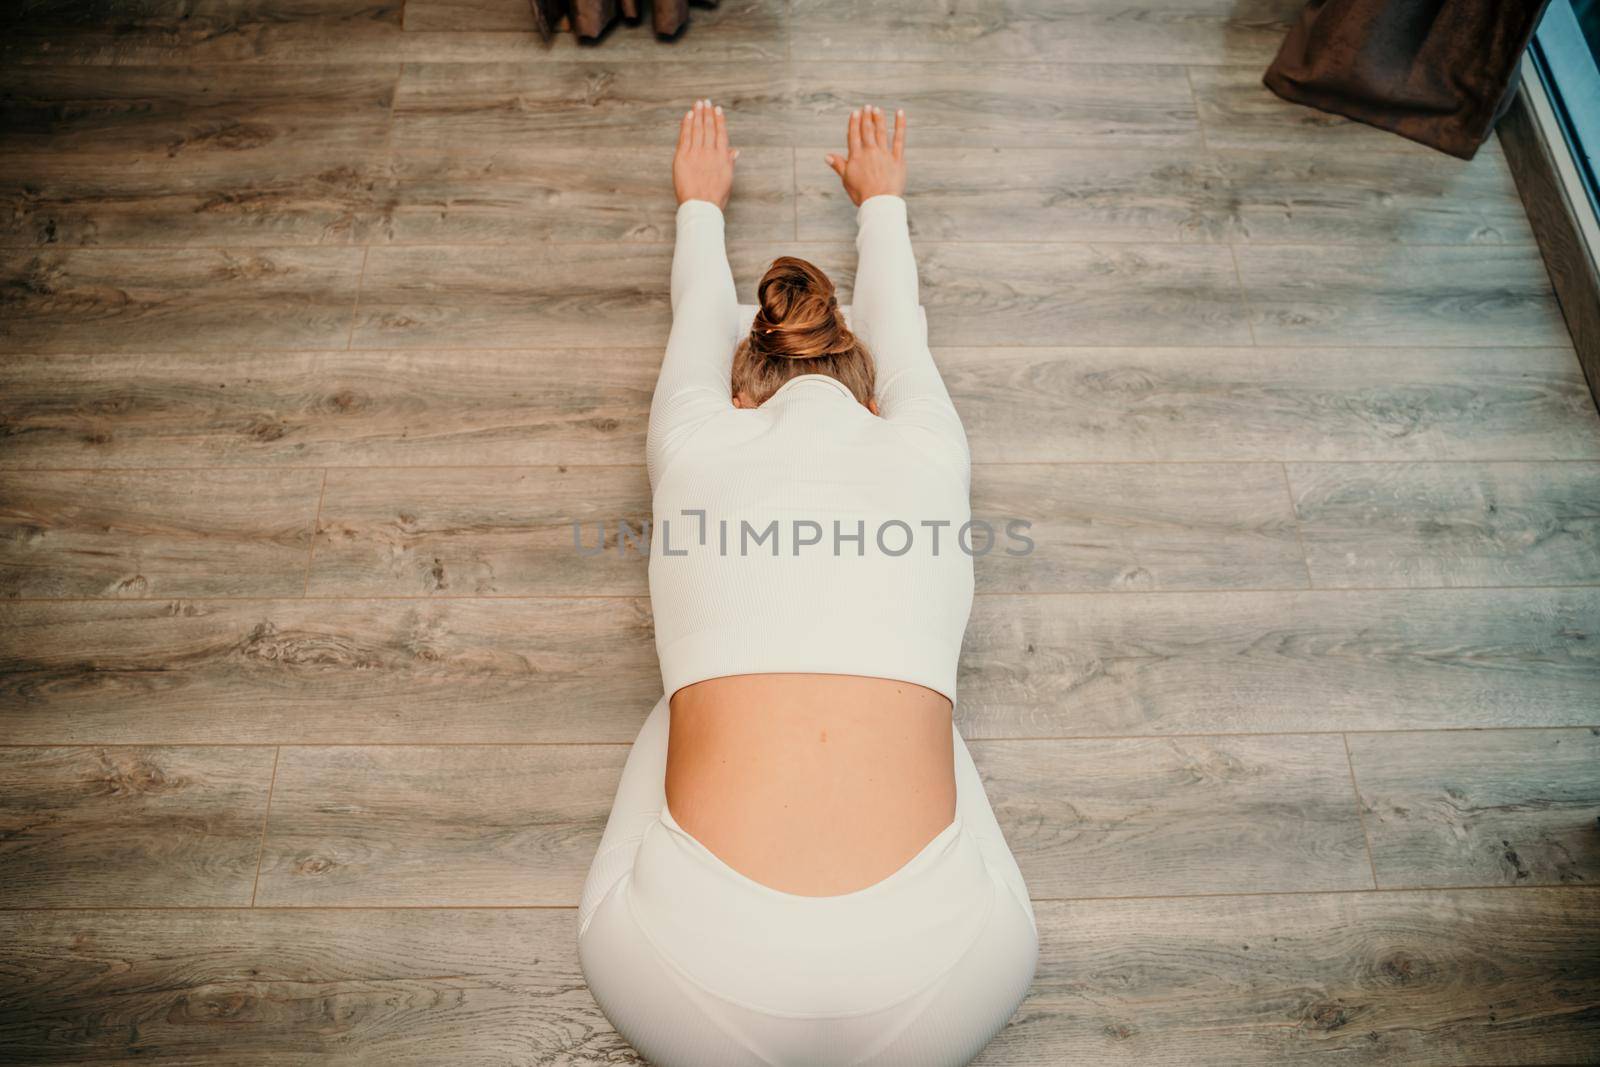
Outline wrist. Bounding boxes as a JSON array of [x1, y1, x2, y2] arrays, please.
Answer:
[[677, 197, 726, 216], [856, 193, 907, 221]]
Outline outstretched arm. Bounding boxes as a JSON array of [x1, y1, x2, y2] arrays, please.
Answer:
[[828, 107, 969, 480], [648, 99, 741, 489]]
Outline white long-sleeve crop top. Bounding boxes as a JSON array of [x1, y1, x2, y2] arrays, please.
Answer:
[[647, 195, 974, 704]]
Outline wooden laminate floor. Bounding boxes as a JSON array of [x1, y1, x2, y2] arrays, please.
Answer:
[[2, 1, 1599, 1063]]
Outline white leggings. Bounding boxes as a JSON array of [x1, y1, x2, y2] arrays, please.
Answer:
[[577, 696, 1039, 1067]]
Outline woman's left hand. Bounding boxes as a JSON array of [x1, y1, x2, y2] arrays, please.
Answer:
[[673, 98, 739, 210]]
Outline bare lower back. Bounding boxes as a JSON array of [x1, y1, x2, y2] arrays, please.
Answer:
[[664, 673, 957, 896]]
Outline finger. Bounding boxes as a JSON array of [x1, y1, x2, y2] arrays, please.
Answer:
[[873, 105, 888, 149], [825, 153, 846, 178], [687, 100, 701, 148], [701, 99, 715, 149], [678, 107, 694, 152], [847, 107, 862, 155], [892, 108, 906, 160], [714, 103, 728, 150]]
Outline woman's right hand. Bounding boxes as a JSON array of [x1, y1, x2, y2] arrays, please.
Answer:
[[825, 106, 907, 206], [673, 98, 738, 210]]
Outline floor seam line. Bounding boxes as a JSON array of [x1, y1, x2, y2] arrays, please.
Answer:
[[250, 747, 282, 908], [1343, 733, 1383, 891]]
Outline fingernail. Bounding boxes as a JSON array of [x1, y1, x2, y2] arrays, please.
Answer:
[[715, 105, 723, 114]]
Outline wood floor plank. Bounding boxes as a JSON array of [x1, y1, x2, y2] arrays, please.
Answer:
[[1212, 149, 1534, 245], [977, 734, 1370, 898], [916, 242, 1249, 346], [959, 587, 1600, 738], [352, 241, 677, 349], [796, 146, 1531, 246], [0, 247, 367, 352], [353, 241, 1248, 348], [383, 146, 794, 244], [0, 64, 396, 163], [941, 346, 1600, 464], [1347, 728, 1600, 890], [783, 64, 1202, 149], [392, 61, 1201, 151], [402, 0, 536, 33], [790, 0, 1302, 66], [307, 466, 651, 597], [254, 744, 624, 906], [0, 908, 627, 1065], [1009, 888, 1600, 1064], [0, 0, 405, 65], [1287, 461, 1600, 588], [2, 162, 396, 247], [0, 745, 275, 907], [972, 463, 1306, 592], [0, 349, 657, 470], [1235, 245, 1570, 347], [1189, 64, 1509, 157], [392, 62, 794, 152], [0, 64, 398, 247], [0, 598, 662, 745], [0, 469, 323, 598], [392, 29, 783, 64]]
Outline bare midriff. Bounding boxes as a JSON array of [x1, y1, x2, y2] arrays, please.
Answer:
[[664, 672, 957, 897]]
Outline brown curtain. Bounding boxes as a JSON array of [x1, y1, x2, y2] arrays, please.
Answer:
[[533, 0, 706, 40], [1263, 0, 1554, 159]]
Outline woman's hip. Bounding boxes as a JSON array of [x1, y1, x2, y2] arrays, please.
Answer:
[[578, 810, 1037, 1066]]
